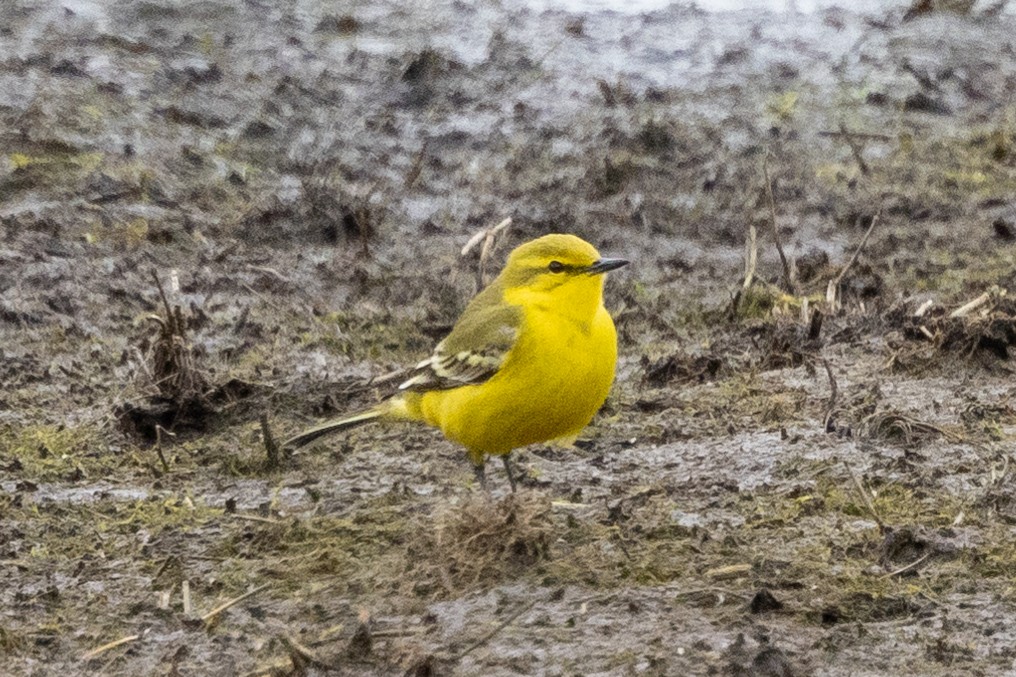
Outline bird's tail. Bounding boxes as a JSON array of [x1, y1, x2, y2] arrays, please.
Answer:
[[283, 407, 386, 450]]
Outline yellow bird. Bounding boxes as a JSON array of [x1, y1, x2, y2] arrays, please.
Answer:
[[283, 233, 628, 490]]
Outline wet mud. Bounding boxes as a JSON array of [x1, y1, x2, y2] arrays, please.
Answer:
[[3, 0, 1016, 675]]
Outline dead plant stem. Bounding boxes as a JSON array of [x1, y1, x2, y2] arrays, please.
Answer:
[[763, 155, 795, 293], [839, 121, 871, 175], [202, 583, 271, 627], [834, 208, 882, 289], [454, 599, 537, 661], [843, 461, 886, 532]]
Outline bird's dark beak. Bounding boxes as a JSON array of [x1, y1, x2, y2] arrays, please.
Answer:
[[586, 258, 629, 275]]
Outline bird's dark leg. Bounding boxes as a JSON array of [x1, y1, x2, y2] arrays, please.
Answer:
[[473, 461, 487, 490], [501, 454, 518, 493]]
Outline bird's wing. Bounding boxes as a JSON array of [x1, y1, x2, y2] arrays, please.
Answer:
[[399, 298, 522, 392]]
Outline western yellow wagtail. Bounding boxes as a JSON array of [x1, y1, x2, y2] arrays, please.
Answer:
[[284, 233, 628, 490]]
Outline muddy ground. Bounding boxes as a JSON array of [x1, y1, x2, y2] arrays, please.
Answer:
[[3, 0, 1016, 675]]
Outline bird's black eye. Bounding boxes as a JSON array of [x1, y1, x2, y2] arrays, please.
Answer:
[[548, 260, 565, 273]]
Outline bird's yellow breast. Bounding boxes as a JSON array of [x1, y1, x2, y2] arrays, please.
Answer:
[[414, 277, 617, 462]]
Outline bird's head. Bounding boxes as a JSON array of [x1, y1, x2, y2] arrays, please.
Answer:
[[498, 233, 628, 297]]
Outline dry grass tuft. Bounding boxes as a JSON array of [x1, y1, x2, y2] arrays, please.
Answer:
[[641, 352, 723, 386], [117, 271, 212, 441], [408, 492, 554, 595], [859, 410, 947, 447], [902, 290, 1016, 361], [146, 272, 207, 402]]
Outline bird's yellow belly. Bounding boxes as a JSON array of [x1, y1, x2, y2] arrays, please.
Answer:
[[418, 306, 617, 460]]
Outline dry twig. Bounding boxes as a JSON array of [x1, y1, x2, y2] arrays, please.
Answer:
[[822, 358, 838, 432], [834, 209, 881, 288], [817, 130, 891, 142], [282, 634, 340, 672], [883, 552, 930, 578], [914, 299, 935, 317], [154, 424, 174, 472], [81, 634, 141, 661], [949, 291, 992, 318], [762, 155, 795, 293], [730, 223, 758, 317], [462, 217, 512, 289], [231, 513, 282, 525], [453, 599, 537, 661], [404, 139, 428, 188], [743, 223, 758, 291], [244, 265, 291, 283], [201, 583, 271, 628], [705, 563, 753, 580], [829, 207, 882, 310], [843, 461, 886, 532], [260, 413, 281, 469], [838, 121, 871, 175]]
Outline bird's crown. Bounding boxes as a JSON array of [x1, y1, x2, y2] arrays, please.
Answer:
[[504, 233, 601, 271]]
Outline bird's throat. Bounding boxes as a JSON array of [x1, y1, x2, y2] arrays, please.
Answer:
[[504, 276, 605, 332]]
